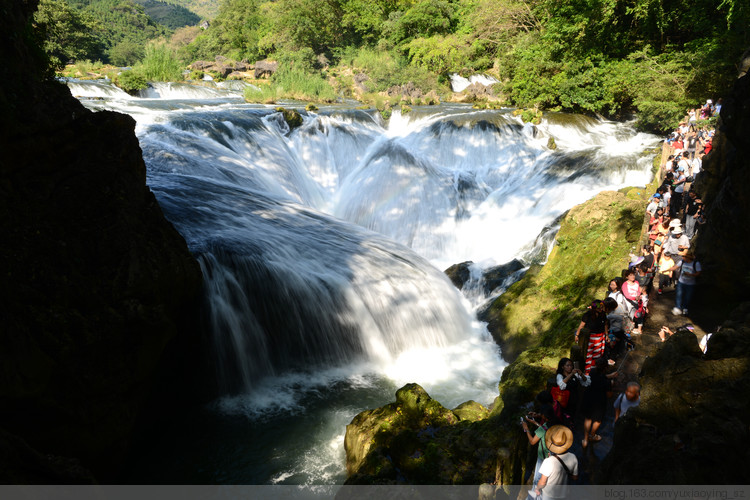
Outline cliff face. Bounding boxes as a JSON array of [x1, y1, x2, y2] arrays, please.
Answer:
[[693, 68, 750, 305], [0, 0, 203, 482]]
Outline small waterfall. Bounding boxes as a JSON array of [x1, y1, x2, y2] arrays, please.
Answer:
[[139, 81, 246, 99], [450, 74, 500, 92], [64, 78, 132, 99]]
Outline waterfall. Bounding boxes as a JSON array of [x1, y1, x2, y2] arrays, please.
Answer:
[[67, 79, 660, 483]]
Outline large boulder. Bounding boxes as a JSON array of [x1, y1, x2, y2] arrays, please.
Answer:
[[693, 62, 750, 305], [444, 261, 473, 290], [344, 384, 514, 485]]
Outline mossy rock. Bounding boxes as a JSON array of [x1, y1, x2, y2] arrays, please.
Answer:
[[482, 191, 644, 362], [547, 136, 557, 150], [305, 103, 318, 112], [452, 401, 489, 422], [380, 108, 392, 121], [275, 106, 303, 130], [513, 108, 543, 124], [401, 104, 412, 115]]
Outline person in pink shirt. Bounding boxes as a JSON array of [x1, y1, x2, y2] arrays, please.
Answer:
[[621, 270, 641, 302]]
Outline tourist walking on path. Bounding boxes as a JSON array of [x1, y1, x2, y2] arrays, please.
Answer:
[[669, 252, 701, 316], [574, 301, 609, 374], [581, 357, 618, 448]]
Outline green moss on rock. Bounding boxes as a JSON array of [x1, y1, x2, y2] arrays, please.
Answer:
[[275, 106, 303, 130], [480, 191, 644, 362]]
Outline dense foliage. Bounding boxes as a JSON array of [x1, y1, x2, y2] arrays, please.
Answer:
[[132, 0, 200, 30], [33, 0, 104, 68], [34, 0, 750, 130], [181, 0, 748, 129]]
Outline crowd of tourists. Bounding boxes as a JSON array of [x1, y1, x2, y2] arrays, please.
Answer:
[[518, 101, 716, 499]]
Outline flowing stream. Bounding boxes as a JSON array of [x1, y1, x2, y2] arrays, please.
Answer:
[[67, 79, 659, 484]]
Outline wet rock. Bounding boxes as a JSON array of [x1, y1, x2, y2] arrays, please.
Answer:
[[482, 259, 525, 295], [444, 261, 473, 290], [275, 106, 303, 130]]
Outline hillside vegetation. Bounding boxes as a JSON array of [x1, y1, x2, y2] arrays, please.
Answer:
[[34, 0, 750, 131]]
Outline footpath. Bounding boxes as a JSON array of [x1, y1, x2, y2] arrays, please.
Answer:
[[572, 284, 716, 483]]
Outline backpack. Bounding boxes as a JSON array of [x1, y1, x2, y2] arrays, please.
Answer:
[[633, 298, 646, 320]]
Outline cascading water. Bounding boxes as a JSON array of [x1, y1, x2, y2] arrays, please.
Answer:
[[66, 80, 659, 484]]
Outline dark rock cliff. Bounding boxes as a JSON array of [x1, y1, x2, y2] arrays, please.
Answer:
[[0, 0, 203, 483], [693, 66, 750, 306]]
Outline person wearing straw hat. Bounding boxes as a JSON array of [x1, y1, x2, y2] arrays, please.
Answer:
[[532, 425, 579, 500]]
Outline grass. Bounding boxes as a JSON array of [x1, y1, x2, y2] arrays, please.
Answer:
[[133, 42, 185, 82], [244, 69, 337, 103]]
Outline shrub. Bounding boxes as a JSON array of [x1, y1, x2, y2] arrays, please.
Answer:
[[113, 70, 148, 95]]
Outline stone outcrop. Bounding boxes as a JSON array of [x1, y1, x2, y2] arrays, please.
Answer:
[[444, 261, 473, 290], [444, 259, 525, 294], [344, 384, 522, 486], [353, 73, 371, 94], [0, 0, 203, 482], [597, 303, 750, 484], [693, 67, 750, 306], [254, 59, 279, 79], [385, 82, 424, 99], [189, 57, 251, 79], [480, 191, 644, 362]]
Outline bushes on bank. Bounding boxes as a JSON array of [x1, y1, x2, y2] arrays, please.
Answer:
[[113, 70, 147, 94]]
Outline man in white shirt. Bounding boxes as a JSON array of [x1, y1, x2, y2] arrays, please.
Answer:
[[646, 194, 661, 217], [677, 154, 690, 173], [533, 426, 578, 500], [690, 155, 702, 177]]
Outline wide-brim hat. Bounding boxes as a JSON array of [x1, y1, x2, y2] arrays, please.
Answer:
[[545, 425, 574, 454], [672, 227, 684, 235]]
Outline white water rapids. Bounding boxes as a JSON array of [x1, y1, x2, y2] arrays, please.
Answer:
[[67, 79, 659, 484]]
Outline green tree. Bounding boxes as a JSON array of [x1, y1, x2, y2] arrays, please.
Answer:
[[383, 0, 458, 46], [33, 0, 104, 69], [109, 39, 144, 66], [261, 0, 345, 55]]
